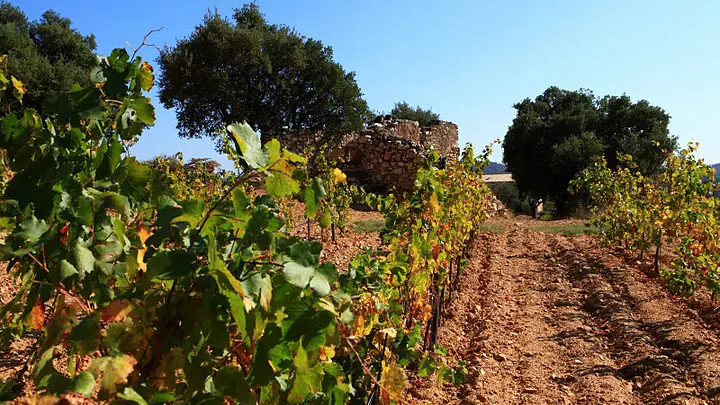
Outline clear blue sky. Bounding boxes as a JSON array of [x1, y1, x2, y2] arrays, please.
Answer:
[[21, 0, 720, 164]]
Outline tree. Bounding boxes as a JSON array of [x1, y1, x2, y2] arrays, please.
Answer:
[[158, 3, 371, 149], [597, 95, 676, 174], [390, 101, 440, 125], [0, 2, 97, 113], [502, 86, 676, 217], [503, 87, 599, 216]]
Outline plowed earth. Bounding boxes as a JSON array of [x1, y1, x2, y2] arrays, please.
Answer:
[[412, 218, 720, 405]]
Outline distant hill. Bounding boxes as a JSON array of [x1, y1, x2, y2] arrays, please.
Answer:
[[714, 163, 720, 180], [484, 162, 507, 175]]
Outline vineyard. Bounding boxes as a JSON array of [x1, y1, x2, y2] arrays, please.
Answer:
[[2, 38, 720, 405], [0, 52, 494, 404]]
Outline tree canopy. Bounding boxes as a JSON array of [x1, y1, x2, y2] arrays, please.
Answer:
[[0, 2, 97, 113], [502, 86, 677, 216], [157, 3, 371, 149], [390, 101, 440, 125]]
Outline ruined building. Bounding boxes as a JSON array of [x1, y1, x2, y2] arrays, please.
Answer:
[[262, 116, 460, 192]]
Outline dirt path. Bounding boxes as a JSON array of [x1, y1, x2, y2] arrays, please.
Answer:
[[412, 221, 720, 405]]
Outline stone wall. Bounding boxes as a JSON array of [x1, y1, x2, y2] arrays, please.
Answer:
[[420, 121, 460, 159], [263, 117, 460, 193]]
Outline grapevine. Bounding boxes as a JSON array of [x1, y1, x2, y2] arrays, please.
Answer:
[[0, 50, 495, 404], [574, 143, 720, 297]]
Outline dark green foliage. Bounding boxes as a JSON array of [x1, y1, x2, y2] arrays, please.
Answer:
[[596, 95, 676, 175], [503, 86, 677, 216], [389, 101, 440, 125], [0, 2, 97, 113], [157, 3, 371, 149]]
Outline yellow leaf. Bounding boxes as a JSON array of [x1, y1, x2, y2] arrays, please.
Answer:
[[136, 223, 152, 273], [429, 193, 441, 213], [379, 362, 408, 405], [333, 168, 347, 184], [378, 327, 397, 339], [319, 345, 336, 361], [11, 75, 26, 103]]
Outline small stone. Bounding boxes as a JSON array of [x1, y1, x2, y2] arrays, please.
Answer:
[[493, 353, 508, 362], [523, 387, 538, 394]]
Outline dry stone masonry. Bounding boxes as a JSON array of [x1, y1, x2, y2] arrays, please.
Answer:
[[263, 115, 460, 193]]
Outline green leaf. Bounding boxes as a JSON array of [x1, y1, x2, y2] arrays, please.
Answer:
[[16, 216, 46, 242], [210, 263, 247, 339], [319, 209, 332, 229], [303, 178, 326, 218], [283, 261, 337, 297], [289, 240, 322, 267], [0, 71, 8, 91], [171, 200, 204, 228], [227, 122, 267, 169], [149, 391, 175, 404], [133, 97, 155, 125], [146, 250, 195, 279], [73, 240, 95, 276], [287, 344, 323, 404], [309, 262, 338, 296], [118, 387, 148, 405], [242, 273, 272, 311], [69, 372, 95, 396], [232, 188, 252, 218], [57, 260, 78, 281], [283, 262, 314, 289], [69, 315, 101, 355], [417, 354, 438, 377], [33, 346, 56, 387], [265, 172, 300, 198], [213, 366, 255, 403]]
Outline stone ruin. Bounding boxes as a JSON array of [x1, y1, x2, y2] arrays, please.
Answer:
[[262, 115, 460, 193]]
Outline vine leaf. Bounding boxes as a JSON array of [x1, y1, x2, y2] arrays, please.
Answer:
[[118, 387, 148, 405], [266, 172, 300, 198], [287, 343, 323, 404], [332, 168, 347, 184], [136, 223, 152, 273], [101, 299, 136, 323], [137, 62, 154, 92], [227, 122, 267, 169], [88, 354, 137, 395], [11, 76, 25, 103], [16, 216, 46, 242], [27, 299, 44, 331], [302, 178, 326, 219], [73, 240, 95, 276], [284, 261, 338, 297], [69, 372, 95, 396], [380, 362, 408, 405]]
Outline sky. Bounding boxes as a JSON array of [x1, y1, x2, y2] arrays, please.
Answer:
[[21, 0, 720, 164]]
